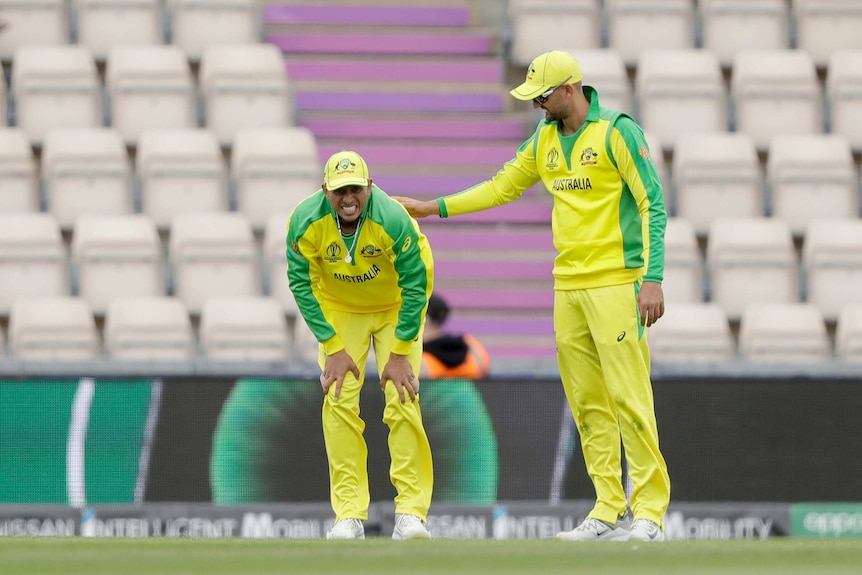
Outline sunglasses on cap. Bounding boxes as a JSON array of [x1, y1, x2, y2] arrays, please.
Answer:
[[533, 75, 573, 104]]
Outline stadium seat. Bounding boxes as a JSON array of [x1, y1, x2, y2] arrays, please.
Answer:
[[826, 50, 862, 151], [11, 45, 103, 145], [767, 134, 858, 237], [648, 302, 735, 362], [508, 0, 602, 67], [74, 0, 164, 60], [835, 303, 862, 361], [0, 0, 69, 61], [663, 217, 704, 303], [802, 219, 862, 322], [71, 214, 164, 315], [104, 296, 196, 361], [672, 132, 763, 236], [635, 49, 727, 149], [168, 212, 261, 314], [731, 50, 823, 150], [262, 212, 298, 317], [644, 132, 669, 189], [699, 0, 789, 67], [706, 217, 799, 320], [0, 128, 39, 212], [605, 0, 696, 66], [168, 0, 262, 60], [792, 0, 862, 68], [291, 313, 319, 364], [0, 213, 69, 314], [198, 43, 292, 145], [738, 302, 831, 362], [106, 45, 197, 145], [41, 128, 133, 229], [136, 128, 228, 229], [231, 127, 320, 229], [199, 296, 290, 362], [8, 296, 100, 360], [572, 49, 632, 114]]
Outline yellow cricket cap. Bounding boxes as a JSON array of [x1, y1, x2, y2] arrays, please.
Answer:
[[509, 50, 582, 101], [323, 150, 370, 190]]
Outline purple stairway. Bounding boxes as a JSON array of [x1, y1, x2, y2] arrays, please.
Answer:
[[265, 2, 557, 367]]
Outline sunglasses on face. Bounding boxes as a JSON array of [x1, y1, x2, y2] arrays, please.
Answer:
[[533, 75, 573, 104]]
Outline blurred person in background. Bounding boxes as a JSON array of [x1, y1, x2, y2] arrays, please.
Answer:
[[421, 293, 490, 380]]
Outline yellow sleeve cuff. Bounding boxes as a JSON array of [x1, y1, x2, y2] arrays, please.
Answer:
[[322, 335, 345, 356], [390, 338, 413, 356]]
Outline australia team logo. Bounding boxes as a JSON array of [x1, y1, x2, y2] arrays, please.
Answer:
[[360, 245, 382, 258], [580, 148, 598, 166]]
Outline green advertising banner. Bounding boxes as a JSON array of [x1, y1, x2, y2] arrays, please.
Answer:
[[790, 504, 862, 538]]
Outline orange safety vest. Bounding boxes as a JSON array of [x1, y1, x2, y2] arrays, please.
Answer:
[[420, 334, 490, 380]]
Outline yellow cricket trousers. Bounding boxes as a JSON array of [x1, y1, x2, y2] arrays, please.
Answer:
[[554, 283, 671, 527], [318, 308, 433, 522]]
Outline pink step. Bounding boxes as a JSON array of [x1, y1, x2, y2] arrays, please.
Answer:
[[301, 116, 526, 140], [265, 4, 472, 27], [317, 142, 518, 166], [297, 90, 504, 113], [447, 316, 555, 337], [435, 259, 553, 280], [438, 287, 555, 310], [422, 228, 554, 251], [269, 31, 493, 56], [285, 58, 503, 83]]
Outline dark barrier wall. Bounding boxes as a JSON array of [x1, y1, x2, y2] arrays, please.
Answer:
[[1, 376, 861, 505]]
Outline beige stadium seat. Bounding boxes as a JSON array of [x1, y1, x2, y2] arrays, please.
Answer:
[[104, 296, 196, 361], [572, 49, 632, 114], [106, 45, 197, 145], [672, 132, 763, 236], [0, 128, 39, 212], [663, 218, 703, 303], [11, 45, 103, 145], [635, 49, 727, 150], [643, 132, 668, 188], [827, 50, 862, 151], [262, 212, 297, 317], [71, 214, 164, 315], [606, 0, 696, 66], [199, 43, 292, 145], [0, 0, 69, 60], [0, 213, 69, 314], [199, 296, 290, 362], [706, 218, 799, 320], [74, 0, 164, 60], [168, 0, 261, 61], [169, 212, 261, 314], [8, 296, 100, 360], [767, 134, 858, 237], [649, 302, 734, 362], [731, 50, 822, 150], [699, 0, 789, 67], [803, 219, 862, 322], [792, 0, 862, 68], [232, 127, 320, 229], [738, 303, 830, 362], [0, 64, 6, 126], [292, 313, 319, 364], [835, 303, 862, 361], [41, 128, 133, 229], [508, 0, 602, 67], [137, 129, 228, 229]]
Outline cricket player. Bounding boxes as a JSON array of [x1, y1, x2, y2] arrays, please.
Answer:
[[395, 50, 671, 542], [286, 150, 434, 540]]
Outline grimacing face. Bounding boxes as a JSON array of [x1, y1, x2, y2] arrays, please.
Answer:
[[324, 183, 371, 227]]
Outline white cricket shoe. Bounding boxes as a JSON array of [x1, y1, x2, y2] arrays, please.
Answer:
[[555, 517, 630, 542], [392, 514, 431, 540], [628, 519, 665, 542], [326, 518, 365, 540]]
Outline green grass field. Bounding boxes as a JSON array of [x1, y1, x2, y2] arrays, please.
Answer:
[[1, 538, 861, 575]]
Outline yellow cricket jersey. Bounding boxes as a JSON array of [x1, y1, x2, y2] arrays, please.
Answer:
[[438, 86, 667, 290], [286, 184, 434, 356]]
